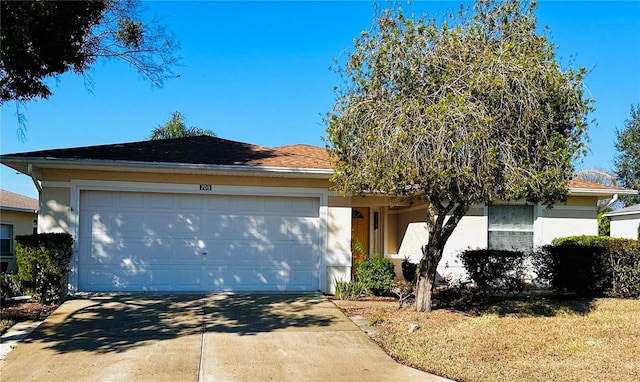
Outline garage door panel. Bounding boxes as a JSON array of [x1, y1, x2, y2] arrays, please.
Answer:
[[79, 264, 189, 291], [78, 191, 320, 292]]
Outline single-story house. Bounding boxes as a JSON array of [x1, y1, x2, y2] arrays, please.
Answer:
[[0, 189, 38, 273], [1, 136, 636, 294], [604, 204, 640, 240]]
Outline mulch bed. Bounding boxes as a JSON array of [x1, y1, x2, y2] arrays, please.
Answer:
[[0, 300, 58, 335]]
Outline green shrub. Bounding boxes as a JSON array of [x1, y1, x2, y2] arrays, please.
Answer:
[[459, 249, 527, 297], [334, 279, 369, 300], [1, 272, 24, 298], [16, 233, 73, 304], [606, 239, 640, 298], [355, 257, 396, 295], [539, 235, 640, 298]]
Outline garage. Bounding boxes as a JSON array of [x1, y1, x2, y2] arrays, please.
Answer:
[[77, 190, 321, 292]]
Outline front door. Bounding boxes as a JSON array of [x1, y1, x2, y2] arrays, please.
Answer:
[[351, 207, 369, 272]]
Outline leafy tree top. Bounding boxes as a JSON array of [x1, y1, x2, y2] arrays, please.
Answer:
[[326, 0, 592, 213], [149, 112, 215, 140], [0, 0, 180, 104], [614, 104, 640, 206]]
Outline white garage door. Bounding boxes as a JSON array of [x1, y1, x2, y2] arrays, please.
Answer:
[[78, 190, 321, 292]]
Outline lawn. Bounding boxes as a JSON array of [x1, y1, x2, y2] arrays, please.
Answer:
[[334, 297, 640, 382]]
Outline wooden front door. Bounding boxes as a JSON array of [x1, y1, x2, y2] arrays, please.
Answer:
[[351, 207, 369, 272]]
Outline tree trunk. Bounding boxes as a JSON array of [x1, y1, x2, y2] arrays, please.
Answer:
[[415, 244, 442, 312]]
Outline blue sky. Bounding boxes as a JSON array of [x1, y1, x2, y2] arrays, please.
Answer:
[[1, 1, 639, 200]]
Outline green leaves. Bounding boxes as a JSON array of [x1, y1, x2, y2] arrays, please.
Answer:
[[326, 0, 590, 209], [614, 104, 640, 206]]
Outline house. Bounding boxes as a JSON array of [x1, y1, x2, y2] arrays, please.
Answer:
[[1, 136, 635, 294], [0, 189, 38, 273], [604, 204, 640, 240]]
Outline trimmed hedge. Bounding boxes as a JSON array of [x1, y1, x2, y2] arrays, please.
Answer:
[[459, 249, 528, 297], [16, 233, 74, 304], [537, 236, 640, 298], [355, 257, 396, 295]]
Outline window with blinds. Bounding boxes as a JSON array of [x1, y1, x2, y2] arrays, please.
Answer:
[[488, 204, 534, 253]]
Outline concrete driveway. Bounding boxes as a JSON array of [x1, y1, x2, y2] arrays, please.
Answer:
[[0, 293, 450, 382]]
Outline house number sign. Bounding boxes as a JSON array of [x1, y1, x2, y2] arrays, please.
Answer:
[[200, 184, 213, 191]]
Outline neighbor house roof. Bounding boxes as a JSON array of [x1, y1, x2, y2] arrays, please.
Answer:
[[566, 180, 637, 196], [604, 204, 640, 218], [0, 189, 38, 213]]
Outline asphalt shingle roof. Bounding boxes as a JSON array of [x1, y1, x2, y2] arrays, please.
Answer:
[[0, 189, 38, 211], [5, 136, 331, 170]]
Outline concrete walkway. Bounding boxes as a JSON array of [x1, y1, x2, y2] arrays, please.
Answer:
[[0, 294, 451, 382]]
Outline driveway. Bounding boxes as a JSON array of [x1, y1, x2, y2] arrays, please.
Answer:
[[0, 294, 450, 381]]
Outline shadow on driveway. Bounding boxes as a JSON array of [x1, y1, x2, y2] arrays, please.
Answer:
[[1, 293, 448, 382]]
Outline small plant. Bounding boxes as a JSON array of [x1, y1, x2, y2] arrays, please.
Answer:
[[391, 279, 414, 308], [401, 255, 417, 283], [334, 279, 369, 300], [369, 312, 385, 326], [1, 272, 24, 298]]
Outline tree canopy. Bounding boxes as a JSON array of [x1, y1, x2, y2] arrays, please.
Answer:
[[0, 0, 180, 104], [325, 0, 592, 312], [149, 112, 215, 140], [614, 104, 640, 206]]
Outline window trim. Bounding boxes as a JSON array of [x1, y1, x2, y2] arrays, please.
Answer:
[[487, 204, 535, 252], [0, 223, 14, 257]]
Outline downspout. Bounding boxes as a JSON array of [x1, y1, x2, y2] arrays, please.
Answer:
[[606, 193, 619, 208], [28, 164, 42, 194]]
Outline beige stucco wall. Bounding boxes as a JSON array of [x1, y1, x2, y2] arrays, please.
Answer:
[[39, 187, 71, 234], [385, 196, 602, 280], [610, 216, 640, 239], [325, 206, 353, 294], [41, 168, 332, 189], [539, 205, 598, 243], [1, 209, 37, 272]]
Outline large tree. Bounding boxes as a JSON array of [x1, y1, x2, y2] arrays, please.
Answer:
[[149, 112, 215, 140], [326, 0, 591, 312], [614, 104, 640, 206], [1, 0, 179, 103]]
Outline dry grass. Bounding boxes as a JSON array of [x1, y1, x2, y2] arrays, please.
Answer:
[[335, 297, 640, 382]]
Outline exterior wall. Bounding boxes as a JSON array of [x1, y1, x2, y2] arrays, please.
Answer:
[[539, 205, 598, 243], [385, 196, 601, 280], [0, 209, 37, 273], [387, 205, 487, 279], [41, 168, 332, 189], [39, 170, 338, 293], [610, 216, 640, 239], [39, 187, 71, 234], [325, 205, 353, 294]]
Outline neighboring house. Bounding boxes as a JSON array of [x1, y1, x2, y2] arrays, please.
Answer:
[[604, 204, 640, 240], [0, 189, 38, 273], [0, 136, 636, 294]]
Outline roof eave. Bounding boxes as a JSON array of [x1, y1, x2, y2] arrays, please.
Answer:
[[567, 187, 638, 197], [0, 206, 38, 214], [603, 210, 640, 217], [1, 157, 334, 179]]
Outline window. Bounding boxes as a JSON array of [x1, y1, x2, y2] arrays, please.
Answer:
[[488, 204, 534, 253], [1, 224, 13, 256]]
